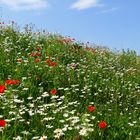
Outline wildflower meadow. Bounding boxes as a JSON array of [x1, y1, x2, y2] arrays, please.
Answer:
[[0, 21, 140, 140]]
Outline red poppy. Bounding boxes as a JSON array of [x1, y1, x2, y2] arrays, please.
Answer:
[[5, 80, 13, 84], [49, 62, 57, 67], [88, 105, 95, 112], [30, 53, 35, 57], [35, 58, 40, 63], [36, 47, 40, 51], [99, 121, 107, 129], [35, 52, 40, 56], [0, 120, 6, 127], [50, 89, 57, 95], [46, 59, 51, 65], [0, 85, 5, 93], [15, 80, 20, 84], [5, 80, 20, 85]]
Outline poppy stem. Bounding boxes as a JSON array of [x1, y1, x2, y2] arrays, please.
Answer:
[[101, 130, 104, 140]]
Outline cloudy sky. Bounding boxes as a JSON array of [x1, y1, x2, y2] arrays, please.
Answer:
[[0, 0, 140, 54]]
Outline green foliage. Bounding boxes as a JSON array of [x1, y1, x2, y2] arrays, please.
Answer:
[[0, 25, 140, 140]]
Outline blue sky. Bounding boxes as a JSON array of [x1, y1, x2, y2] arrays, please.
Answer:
[[0, 0, 140, 54]]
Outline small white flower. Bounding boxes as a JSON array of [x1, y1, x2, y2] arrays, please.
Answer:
[[43, 117, 55, 121], [32, 136, 40, 139], [60, 120, 65, 123], [64, 88, 69, 91], [63, 113, 69, 118], [68, 127, 72, 130], [84, 114, 90, 117], [79, 128, 88, 136], [13, 99, 23, 103], [21, 130, 30, 135], [75, 125, 80, 130], [56, 101, 63, 106], [85, 119, 90, 122], [64, 124, 69, 128], [39, 136, 47, 140], [11, 118, 16, 121], [29, 103, 34, 108], [62, 127, 67, 131], [51, 95, 59, 99], [87, 128, 94, 132], [37, 97, 41, 100], [58, 88, 64, 90], [46, 125, 53, 128], [5, 119, 11, 122], [91, 116, 96, 120], [128, 123, 134, 126], [28, 110, 34, 116], [13, 136, 22, 140], [133, 121, 137, 124], [19, 111, 25, 115], [22, 88, 29, 91], [22, 77, 27, 80], [137, 101, 140, 105], [42, 92, 49, 97], [27, 97, 33, 100], [19, 119, 25, 122], [54, 129, 64, 139], [60, 96, 65, 99]]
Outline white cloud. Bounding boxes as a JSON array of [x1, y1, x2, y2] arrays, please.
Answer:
[[0, 0, 48, 10], [71, 0, 103, 10]]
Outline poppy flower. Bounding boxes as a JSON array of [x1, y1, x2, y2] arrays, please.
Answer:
[[50, 89, 57, 95], [46, 59, 51, 65], [88, 105, 95, 112], [49, 62, 57, 67], [5, 80, 13, 84], [15, 80, 20, 84], [30, 53, 35, 57], [36, 47, 40, 51], [99, 121, 107, 129], [5, 80, 20, 85], [0, 85, 5, 93], [35, 58, 40, 63], [35, 52, 40, 56], [0, 120, 6, 127]]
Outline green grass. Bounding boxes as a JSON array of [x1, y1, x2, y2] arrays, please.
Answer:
[[0, 24, 140, 140]]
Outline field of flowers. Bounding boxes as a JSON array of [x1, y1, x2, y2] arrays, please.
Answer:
[[0, 22, 140, 140]]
